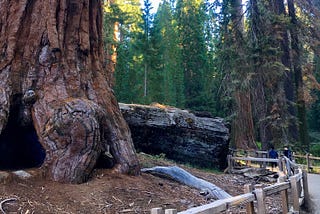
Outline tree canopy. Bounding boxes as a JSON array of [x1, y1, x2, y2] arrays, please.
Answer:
[[103, 0, 320, 152]]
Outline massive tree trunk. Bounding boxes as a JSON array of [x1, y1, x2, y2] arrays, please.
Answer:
[[250, 0, 273, 150], [230, 0, 257, 149], [0, 0, 139, 183], [288, 0, 310, 149], [270, 0, 300, 147], [274, 0, 299, 144], [232, 92, 256, 150]]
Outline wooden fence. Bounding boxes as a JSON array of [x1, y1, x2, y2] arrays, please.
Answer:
[[151, 151, 311, 214], [293, 153, 320, 173]]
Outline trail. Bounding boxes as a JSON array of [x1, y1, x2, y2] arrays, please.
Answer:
[[308, 173, 320, 214]]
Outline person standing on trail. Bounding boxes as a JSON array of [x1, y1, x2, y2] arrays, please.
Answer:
[[269, 146, 278, 169], [283, 147, 292, 160]]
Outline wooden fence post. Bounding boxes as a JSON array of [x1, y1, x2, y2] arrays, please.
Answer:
[[244, 184, 254, 214], [263, 152, 267, 169], [255, 187, 266, 214], [302, 170, 310, 210], [151, 208, 163, 214], [165, 209, 177, 214], [290, 175, 300, 212], [281, 158, 287, 175], [227, 155, 233, 173], [256, 151, 263, 168], [306, 153, 311, 173], [278, 157, 283, 172], [285, 158, 292, 176], [279, 176, 289, 213]]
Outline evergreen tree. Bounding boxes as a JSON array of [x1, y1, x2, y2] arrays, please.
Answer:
[[141, 0, 153, 102], [150, 0, 185, 107], [103, 0, 144, 103], [214, 0, 257, 149], [288, 0, 310, 150], [102, 0, 320, 153], [307, 0, 320, 132], [175, 0, 210, 111], [248, 0, 298, 149]]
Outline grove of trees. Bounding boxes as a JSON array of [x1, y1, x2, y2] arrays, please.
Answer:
[[104, 0, 320, 152]]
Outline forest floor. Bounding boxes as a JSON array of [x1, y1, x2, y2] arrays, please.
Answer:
[[0, 153, 288, 214]]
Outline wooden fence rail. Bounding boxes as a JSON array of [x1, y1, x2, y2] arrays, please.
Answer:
[[293, 153, 320, 173], [151, 151, 312, 214]]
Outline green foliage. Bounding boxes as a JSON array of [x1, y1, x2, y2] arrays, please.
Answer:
[[148, 0, 185, 107], [256, 141, 262, 150], [308, 55, 320, 131], [310, 143, 320, 157], [105, 0, 218, 114], [103, 0, 320, 152], [307, 132, 320, 156], [175, 0, 215, 112]]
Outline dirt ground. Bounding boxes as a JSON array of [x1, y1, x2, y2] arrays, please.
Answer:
[[0, 153, 283, 214]]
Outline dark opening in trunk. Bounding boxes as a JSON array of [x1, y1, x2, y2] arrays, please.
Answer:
[[0, 102, 45, 170]]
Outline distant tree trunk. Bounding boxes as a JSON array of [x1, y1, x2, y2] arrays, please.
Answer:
[[250, 0, 299, 149], [0, 0, 139, 183], [274, 0, 299, 144], [230, 0, 257, 149], [288, 0, 310, 149], [250, 0, 272, 150], [104, 0, 119, 88], [252, 77, 271, 150], [233, 92, 257, 149]]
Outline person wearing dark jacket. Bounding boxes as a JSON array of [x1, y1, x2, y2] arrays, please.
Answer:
[[283, 147, 292, 160], [269, 146, 278, 169]]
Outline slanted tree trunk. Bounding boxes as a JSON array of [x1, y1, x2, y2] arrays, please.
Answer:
[[0, 0, 139, 183]]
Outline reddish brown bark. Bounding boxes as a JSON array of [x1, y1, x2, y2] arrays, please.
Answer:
[[0, 0, 139, 183], [229, 0, 257, 150], [232, 92, 257, 150]]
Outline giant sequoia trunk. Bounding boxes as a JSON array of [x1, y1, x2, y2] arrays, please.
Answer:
[[230, 0, 257, 149], [288, 0, 310, 149], [0, 0, 139, 183]]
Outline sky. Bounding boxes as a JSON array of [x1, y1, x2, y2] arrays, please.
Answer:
[[140, 0, 161, 14]]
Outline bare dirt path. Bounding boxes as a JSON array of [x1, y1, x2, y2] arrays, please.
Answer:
[[0, 153, 284, 213], [308, 173, 320, 214]]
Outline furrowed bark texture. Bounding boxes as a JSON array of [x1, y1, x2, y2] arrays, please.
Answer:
[[0, 0, 139, 183]]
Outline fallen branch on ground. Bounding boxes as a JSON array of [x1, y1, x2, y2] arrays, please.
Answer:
[[141, 166, 232, 199], [0, 198, 17, 214]]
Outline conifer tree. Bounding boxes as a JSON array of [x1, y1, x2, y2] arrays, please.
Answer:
[[288, 0, 310, 150], [150, 0, 184, 106], [175, 0, 209, 111], [104, 0, 145, 103]]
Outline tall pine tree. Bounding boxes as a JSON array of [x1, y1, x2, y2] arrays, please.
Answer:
[[176, 0, 210, 111]]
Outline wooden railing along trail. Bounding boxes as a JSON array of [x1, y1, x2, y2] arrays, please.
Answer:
[[150, 150, 312, 214], [293, 153, 320, 173]]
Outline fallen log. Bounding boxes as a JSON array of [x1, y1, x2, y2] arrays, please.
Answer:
[[120, 103, 230, 169], [141, 166, 232, 200]]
